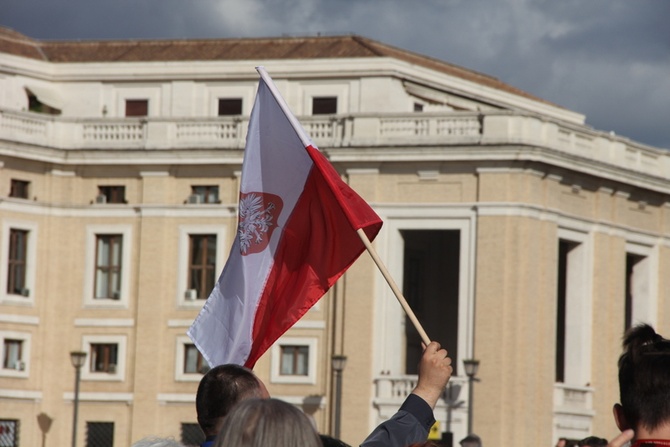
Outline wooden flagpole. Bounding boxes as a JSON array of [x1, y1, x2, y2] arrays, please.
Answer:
[[256, 66, 431, 346], [357, 229, 431, 347]]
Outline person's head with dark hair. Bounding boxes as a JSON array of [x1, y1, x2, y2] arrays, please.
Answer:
[[318, 434, 352, 447], [196, 364, 269, 440], [577, 436, 607, 446], [214, 398, 321, 447], [459, 433, 482, 447], [614, 323, 670, 442]]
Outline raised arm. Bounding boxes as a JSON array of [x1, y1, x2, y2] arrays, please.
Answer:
[[360, 341, 452, 447]]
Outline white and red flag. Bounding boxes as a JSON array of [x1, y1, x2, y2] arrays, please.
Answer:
[[188, 68, 383, 368]]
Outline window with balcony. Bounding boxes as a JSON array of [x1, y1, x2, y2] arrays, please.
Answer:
[[0, 419, 19, 447], [7, 229, 28, 296], [188, 235, 216, 299], [90, 343, 118, 374], [312, 97, 337, 115], [94, 235, 123, 300], [97, 186, 126, 204], [86, 422, 114, 447], [218, 98, 243, 116], [190, 185, 220, 204], [9, 179, 29, 199], [125, 99, 148, 117]]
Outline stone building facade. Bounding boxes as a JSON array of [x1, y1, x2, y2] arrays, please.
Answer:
[[1, 27, 669, 446]]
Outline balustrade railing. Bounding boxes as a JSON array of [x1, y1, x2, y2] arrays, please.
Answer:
[[374, 376, 596, 442], [373, 374, 470, 441], [175, 120, 243, 142], [553, 383, 595, 441], [374, 374, 468, 402], [82, 122, 146, 143], [1, 108, 667, 181]]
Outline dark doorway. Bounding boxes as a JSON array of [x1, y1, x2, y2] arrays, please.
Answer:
[[401, 230, 460, 375]]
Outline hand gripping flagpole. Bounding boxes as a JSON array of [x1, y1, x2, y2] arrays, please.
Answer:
[[256, 66, 431, 347]]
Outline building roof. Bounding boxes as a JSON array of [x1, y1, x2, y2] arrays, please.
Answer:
[[0, 26, 548, 105]]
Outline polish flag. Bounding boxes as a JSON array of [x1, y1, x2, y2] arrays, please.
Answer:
[[188, 68, 383, 368]]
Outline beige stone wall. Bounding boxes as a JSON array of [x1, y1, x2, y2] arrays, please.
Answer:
[[474, 213, 557, 445], [3, 153, 670, 447]]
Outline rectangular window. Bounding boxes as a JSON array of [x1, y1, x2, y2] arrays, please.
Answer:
[[125, 99, 148, 117], [0, 332, 30, 378], [271, 337, 317, 384], [191, 186, 219, 204], [555, 240, 572, 383], [86, 422, 114, 447], [413, 103, 424, 112], [98, 186, 126, 204], [7, 229, 28, 296], [94, 235, 123, 299], [218, 98, 243, 116], [2, 339, 23, 370], [0, 419, 19, 447], [312, 97, 337, 115], [9, 179, 29, 199], [280, 345, 309, 376], [188, 235, 216, 299], [90, 343, 118, 373], [183, 344, 208, 374]]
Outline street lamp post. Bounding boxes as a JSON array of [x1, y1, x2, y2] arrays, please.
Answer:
[[331, 355, 348, 439], [462, 359, 480, 436], [70, 351, 87, 447]]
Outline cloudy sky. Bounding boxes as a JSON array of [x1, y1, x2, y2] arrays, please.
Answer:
[[2, 0, 669, 149]]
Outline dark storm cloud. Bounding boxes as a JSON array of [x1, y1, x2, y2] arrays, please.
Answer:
[[1, 0, 668, 149], [535, 1, 670, 63]]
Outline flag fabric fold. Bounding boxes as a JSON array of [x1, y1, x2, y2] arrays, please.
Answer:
[[188, 70, 383, 368]]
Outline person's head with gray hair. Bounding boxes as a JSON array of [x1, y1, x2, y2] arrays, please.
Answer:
[[131, 436, 184, 447], [214, 398, 321, 447]]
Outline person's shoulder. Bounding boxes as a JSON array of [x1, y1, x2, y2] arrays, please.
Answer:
[[319, 434, 352, 447]]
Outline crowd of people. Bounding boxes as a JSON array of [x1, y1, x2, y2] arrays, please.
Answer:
[[131, 323, 670, 447]]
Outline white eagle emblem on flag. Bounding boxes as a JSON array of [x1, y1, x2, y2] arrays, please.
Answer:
[[237, 192, 283, 255]]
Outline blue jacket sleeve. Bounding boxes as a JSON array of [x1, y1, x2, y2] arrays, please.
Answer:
[[359, 394, 435, 447]]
